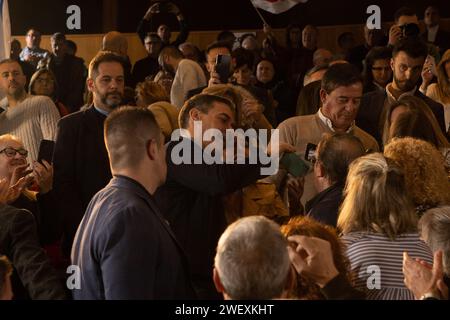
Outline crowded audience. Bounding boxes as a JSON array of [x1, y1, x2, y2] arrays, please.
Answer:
[[0, 2, 449, 301]]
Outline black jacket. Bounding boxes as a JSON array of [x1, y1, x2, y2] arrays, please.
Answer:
[[356, 88, 447, 147], [0, 205, 67, 299], [53, 106, 112, 257], [48, 54, 87, 113], [305, 183, 344, 228], [155, 138, 264, 298], [71, 176, 195, 300]]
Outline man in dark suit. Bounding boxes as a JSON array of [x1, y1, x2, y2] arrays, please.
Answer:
[[155, 94, 279, 299], [421, 6, 450, 55], [46, 33, 86, 113], [53, 51, 125, 257], [356, 38, 446, 147], [71, 107, 194, 300]]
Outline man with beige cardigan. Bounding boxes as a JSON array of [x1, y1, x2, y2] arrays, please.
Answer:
[[273, 63, 379, 210]]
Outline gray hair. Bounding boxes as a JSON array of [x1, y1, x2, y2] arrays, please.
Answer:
[[419, 206, 450, 275], [214, 216, 291, 300]]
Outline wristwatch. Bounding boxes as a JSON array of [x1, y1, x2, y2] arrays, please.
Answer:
[[420, 292, 440, 300]]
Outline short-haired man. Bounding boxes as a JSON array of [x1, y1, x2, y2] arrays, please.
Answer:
[[131, 33, 162, 87], [53, 51, 125, 257], [158, 46, 206, 108], [290, 133, 366, 227], [214, 216, 364, 299], [388, 7, 421, 47], [44, 33, 86, 113], [421, 6, 450, 54], [213, 216, 292, 299], [0, 59, 60, 161], [19, 29, 49, 69], [155, 94, 272, 299], [186, 41, 233, 99], [275, 63, 379, 207], [72, 107, 194, 299], [357, 38, 446, 146]]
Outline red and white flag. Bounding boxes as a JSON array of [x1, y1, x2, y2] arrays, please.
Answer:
[[250, 0, 308, 14]]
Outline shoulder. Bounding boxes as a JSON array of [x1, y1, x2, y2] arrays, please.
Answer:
[[278, 114, 315, 130], [0, 205, 34, 227], [353, 126, 379, 148], [59, 107, 92, 125]]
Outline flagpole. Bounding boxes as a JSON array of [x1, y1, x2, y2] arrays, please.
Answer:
[[249, 0, 270, 27]]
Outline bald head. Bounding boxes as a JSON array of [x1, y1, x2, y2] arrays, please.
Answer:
[[313, 49, 333, 66], [102, 31, 128, 56], [317, 133, 365, 184]]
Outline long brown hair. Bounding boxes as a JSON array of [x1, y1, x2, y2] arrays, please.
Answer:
[[436, 49, 450, 103], [382, 95, 450, 148]]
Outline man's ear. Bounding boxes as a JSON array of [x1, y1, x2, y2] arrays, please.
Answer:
[[390, 57, 395, 72], [315, 160, 325, 178], [213, 268, 225, 294], [319, 88, 327, 105], [146, 139, 157, 161], [86, 78, 94, 92], [189, 108, 201, 122]]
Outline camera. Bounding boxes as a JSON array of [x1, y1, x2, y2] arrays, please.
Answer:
[[399, 23, 420, 38]]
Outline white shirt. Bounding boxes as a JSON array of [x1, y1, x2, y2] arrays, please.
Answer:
[[317, 108, 354, 134], [170, 59, 207, 109]]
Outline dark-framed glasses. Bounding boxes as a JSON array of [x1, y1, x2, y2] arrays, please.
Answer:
[[0, 147, 28, 158]]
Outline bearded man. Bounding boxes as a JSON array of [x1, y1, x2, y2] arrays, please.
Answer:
[[356, 38, 446, 146], [52, 51, 126, 257]]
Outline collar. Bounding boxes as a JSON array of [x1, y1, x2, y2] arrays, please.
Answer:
[[386, 83, 416, 103], [111, 175, 152, 199], [317, 108, 354, 134], [94, 106, 110, 117]]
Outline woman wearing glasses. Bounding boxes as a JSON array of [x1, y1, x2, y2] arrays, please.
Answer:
[[362, 46, 393, 94], [0, 134, 66, 299]]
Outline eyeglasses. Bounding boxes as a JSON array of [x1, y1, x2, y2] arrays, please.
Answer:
[[0, 147, 28, 158]]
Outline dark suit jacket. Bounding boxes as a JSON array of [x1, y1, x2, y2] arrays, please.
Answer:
[[71, 176, 195, 300], [155, 138, 264, 299], [421, 27, 450, 54], [356, 88, 446, 147], [305, 183, 344, 228], [0, 205, 67, 299], [48, 54, 87, 113], [53, 106, 112, 257]]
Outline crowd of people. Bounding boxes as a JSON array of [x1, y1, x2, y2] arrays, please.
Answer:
[[0, 3, 449, 300]]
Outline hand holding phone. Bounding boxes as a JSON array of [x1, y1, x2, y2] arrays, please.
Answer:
[[37, 140, 55, 164]]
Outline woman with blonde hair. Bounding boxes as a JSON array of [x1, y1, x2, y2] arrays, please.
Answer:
[[338, 152, 433, 300], [135, 79, 179, 142], [384, 137, 450, 215], [424, 49, 450, 132]]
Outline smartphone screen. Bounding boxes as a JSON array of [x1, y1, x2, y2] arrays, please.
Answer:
[[37, 140, 55, 164], [215, 54, 231, 84], [305, 143, 317, 162]]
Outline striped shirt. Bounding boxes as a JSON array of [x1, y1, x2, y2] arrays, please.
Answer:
[[0, 95, 60, 161], [342, 232, 433, 300]]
